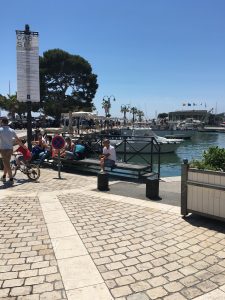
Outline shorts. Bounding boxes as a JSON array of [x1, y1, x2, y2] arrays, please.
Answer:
[[104, 159, 116, 168], [0, 149, 13, 168], [65, 151, 74, 160]]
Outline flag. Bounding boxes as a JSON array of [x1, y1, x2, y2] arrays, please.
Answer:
[[188, 103, 191, 106], [193, 103, 196, 106], [182, 103, 186, 106]]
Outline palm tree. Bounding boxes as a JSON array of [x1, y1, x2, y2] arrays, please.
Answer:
[[130, 107, 138, 126], [137, 110, 144, 122], [120, 105, 130, 125]]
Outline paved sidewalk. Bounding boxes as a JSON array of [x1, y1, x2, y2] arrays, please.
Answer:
[[1, 169, 225, 299]]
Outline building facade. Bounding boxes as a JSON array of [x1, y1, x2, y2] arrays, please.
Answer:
[[168, 110, 209, 123]]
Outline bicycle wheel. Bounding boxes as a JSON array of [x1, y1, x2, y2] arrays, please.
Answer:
[[26, 164, 40, 181], [10, 160, 17, 177]]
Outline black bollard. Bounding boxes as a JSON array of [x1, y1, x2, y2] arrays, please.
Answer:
[[146, 176, 159, 200], [97, 172, 109, 191]]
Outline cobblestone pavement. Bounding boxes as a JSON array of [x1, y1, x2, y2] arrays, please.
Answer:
[[0, 168, 96, 192], [60, 192, 225, 300], [0, 196, 67, 299], [1, 168, 225, 299]]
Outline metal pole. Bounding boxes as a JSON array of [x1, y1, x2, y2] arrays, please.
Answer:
[[24, 24, 33, 151], [124, 136, 127, 163], [57, 151, 61, 179], [27, 101, 32, 150]]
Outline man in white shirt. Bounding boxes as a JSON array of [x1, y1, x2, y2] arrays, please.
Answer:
[[100, 139, 116, 172], [0, 118, 22, 185]]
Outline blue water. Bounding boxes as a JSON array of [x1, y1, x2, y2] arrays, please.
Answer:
[[153, 131, 225, 177]]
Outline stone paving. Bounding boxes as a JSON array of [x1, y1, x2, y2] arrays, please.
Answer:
[[0, 195, 67, 299], [0, 168, 225, 299], [59, 192, 225, 300], [0, 168, 95, 192]]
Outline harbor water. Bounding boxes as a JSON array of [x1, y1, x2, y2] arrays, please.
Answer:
[[118, 131, 225, 177]]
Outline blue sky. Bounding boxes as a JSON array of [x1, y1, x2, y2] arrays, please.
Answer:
[[0, 0, 225, 118]]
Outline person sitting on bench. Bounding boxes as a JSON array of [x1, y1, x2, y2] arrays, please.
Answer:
[[65, 139, 86, 160], [62, 137, 75, 159], [100, 139, 116, 172]]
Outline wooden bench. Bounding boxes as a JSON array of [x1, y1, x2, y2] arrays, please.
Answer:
[[52, 158, 156, 181]]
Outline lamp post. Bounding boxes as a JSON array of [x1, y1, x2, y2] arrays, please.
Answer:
[[130, 107, 137, 127], [102, 95, 116, 118], [121, 105, 130, 126]]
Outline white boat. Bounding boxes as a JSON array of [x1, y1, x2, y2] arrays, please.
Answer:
[[176, 118, 204, 130], [110, 127, 183, 154]]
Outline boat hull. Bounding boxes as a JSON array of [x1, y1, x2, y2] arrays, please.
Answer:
[[111, 140, 180, 154]]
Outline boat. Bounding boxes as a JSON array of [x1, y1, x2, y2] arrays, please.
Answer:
[[109, 127, 183, 154], [164, 133, 191, 140], [176, 118, 204, 131]]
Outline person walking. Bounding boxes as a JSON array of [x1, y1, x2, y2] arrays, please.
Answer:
[[0, 117, 23, 185]]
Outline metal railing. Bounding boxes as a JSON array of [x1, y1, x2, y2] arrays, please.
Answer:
[[79, 134, 161, 177]]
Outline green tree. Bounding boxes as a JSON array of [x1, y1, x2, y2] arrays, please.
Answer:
[[0, 94, 27, 119], [40, 49, 98, 123], [0, 94, 7, 111], [0, 94, 40, 119], [130, 107, 137, 124], [120, 105, 130, 125], [137, 110, 144, 122], [158, 113, 168, 119]]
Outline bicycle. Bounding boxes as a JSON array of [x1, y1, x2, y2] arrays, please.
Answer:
[[10, 155, 40, 181]]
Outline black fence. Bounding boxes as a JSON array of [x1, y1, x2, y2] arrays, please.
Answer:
[[77, 134, 161, 177]]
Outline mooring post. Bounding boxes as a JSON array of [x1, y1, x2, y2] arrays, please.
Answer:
[[146, 174, 160, 200], [97, 171, 109, 191]]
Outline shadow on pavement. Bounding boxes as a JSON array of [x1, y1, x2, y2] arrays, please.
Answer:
[[183, 214, 225, 233], [107, 181, 180, 207], [0, 178, 38, 189]]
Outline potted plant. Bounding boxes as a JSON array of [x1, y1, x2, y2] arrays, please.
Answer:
[[181, 146, 225, 221]]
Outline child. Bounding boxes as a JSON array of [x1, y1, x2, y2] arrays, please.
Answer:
[[14, 139, 32, 168]]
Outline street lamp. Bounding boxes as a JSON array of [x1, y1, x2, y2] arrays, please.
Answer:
[[120, 104, 130, 126], [102, 95, 116, 118], [130, 107, 137, 127]]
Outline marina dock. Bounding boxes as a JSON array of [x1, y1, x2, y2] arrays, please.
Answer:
[[199, 126, 225, 132]]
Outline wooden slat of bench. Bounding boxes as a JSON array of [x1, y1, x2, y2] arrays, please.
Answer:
[[114, 163, 150, 171]]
